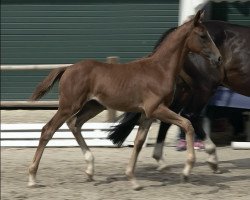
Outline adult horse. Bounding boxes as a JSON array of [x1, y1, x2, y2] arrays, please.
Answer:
[[109, 20, 250, 173], [28, 11, 221, 190]]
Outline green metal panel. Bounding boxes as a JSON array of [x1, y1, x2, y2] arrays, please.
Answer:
[[1, 0, 179, 64], [1, 0, 179, 101], [1, 71, 59, 100], [211, 1, 250, 26]]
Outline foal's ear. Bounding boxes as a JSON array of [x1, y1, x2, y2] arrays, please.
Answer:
[[193, 10, 205, 26]]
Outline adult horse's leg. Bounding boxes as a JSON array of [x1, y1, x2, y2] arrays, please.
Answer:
[[28, 107, 73, 187], [151, 104, 195, 181], [125, 116, 154, 190], [153, 99, 187, 170], [203, 135, 220, 173], [66, 101, 105, 181], [189, 115, 220, 173], [152, 122, 171, 170]]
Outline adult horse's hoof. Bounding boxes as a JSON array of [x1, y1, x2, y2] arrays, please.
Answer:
[[207, 161, 220, 173], [155, 158, 171, 171]]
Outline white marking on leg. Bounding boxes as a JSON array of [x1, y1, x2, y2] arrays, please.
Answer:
[[204, 136, 218, 164], [28, 174, 36, 187], [182, 121, 195, 179], [204, 135, 220, 173], [85, 150, 94, 179]]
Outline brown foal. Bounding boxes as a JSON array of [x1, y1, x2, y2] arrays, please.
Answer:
[[28, 10, 221, 189]]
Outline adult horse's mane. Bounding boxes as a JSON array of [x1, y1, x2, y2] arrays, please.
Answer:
[[109, 20, 250, 178]]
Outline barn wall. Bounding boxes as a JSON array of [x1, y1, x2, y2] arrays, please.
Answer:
[[1, 0, 179, 100]]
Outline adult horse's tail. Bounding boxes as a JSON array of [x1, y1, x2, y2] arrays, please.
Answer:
[[108, 112, 141, 146], [30, 67, 67, 101]]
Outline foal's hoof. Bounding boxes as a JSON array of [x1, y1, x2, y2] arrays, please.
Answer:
[[130, 179, 143, 191], [85, 171, 94, 182], [213, 168, 222, 174], [132, 184, 143, 191], [180, 174, 189, 183], [27, 183, 36, 188], [27, 182, 45, 188], [157, 164, 171, 172], [27, 181, 37, 188]]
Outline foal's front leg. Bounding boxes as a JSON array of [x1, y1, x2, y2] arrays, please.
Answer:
[[126, 117, 153, 190]]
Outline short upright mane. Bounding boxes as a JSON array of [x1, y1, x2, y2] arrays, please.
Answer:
[[146, 27, 176, 58], [150, 19, 194, 59], [153, 27, 177, 51]]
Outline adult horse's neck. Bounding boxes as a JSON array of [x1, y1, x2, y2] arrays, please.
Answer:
[[151, 21, 192, 76]]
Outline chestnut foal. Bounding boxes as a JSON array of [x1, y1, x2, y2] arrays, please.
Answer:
[[28, 11, 221, 189]]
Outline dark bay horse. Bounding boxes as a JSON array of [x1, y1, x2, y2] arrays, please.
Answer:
[[28, 11, 221, 189], [109, 20, 250, 173]]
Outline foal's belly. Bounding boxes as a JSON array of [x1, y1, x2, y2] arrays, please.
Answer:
[[91, 94, 144, 112]]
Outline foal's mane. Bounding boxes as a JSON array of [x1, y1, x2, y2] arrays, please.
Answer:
[[153, 27, 177, 51], [147, 27, 177, 57]]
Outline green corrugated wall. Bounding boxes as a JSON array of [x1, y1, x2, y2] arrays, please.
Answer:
[[1, 0, 179, 64], [211, 1, 250, 26], [1, 0, 179, 100], [1, 0, 249, 101]]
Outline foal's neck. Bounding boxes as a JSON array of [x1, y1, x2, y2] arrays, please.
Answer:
[[151, 22, 192, 75]]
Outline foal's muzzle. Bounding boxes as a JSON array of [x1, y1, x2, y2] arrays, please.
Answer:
[[210, 56, 222, 66], [217, 56, 223, 65]]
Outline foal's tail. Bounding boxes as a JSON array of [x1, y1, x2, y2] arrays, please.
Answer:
[[30, 67, 67, 101], [108, 112, 141, 146]]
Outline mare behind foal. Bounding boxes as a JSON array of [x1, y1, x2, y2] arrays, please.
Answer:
[[28, 11, 221, 189], [109, 21, 250, 174]]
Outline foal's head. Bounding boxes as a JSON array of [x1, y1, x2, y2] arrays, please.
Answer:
[[186, 10, 222, 66]]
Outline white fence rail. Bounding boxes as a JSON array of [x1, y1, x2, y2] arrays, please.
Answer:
[[1, 64, 69, 71], [0, 59, 129, 147], [1, 123, 139, 147]]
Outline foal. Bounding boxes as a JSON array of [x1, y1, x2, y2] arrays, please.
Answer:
[[28, 10, 221, 189]]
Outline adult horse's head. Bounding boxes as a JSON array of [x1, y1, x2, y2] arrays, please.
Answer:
[[186, 10, 222, 66]]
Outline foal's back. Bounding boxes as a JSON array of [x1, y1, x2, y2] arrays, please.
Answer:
[[59, 58, 166, 112]]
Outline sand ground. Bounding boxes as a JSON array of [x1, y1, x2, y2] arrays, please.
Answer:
[[1, 110, 249, 200]]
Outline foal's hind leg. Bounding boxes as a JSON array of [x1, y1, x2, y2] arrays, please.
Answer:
[[153, 102, 184, 170], [28, 108, 72, 187], [151, 104, 196, 181], [67, 101, 105, 181], [125, 116, 153, 190]]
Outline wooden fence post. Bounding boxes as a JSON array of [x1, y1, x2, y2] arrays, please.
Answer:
[[106, 56, 119, 122]]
